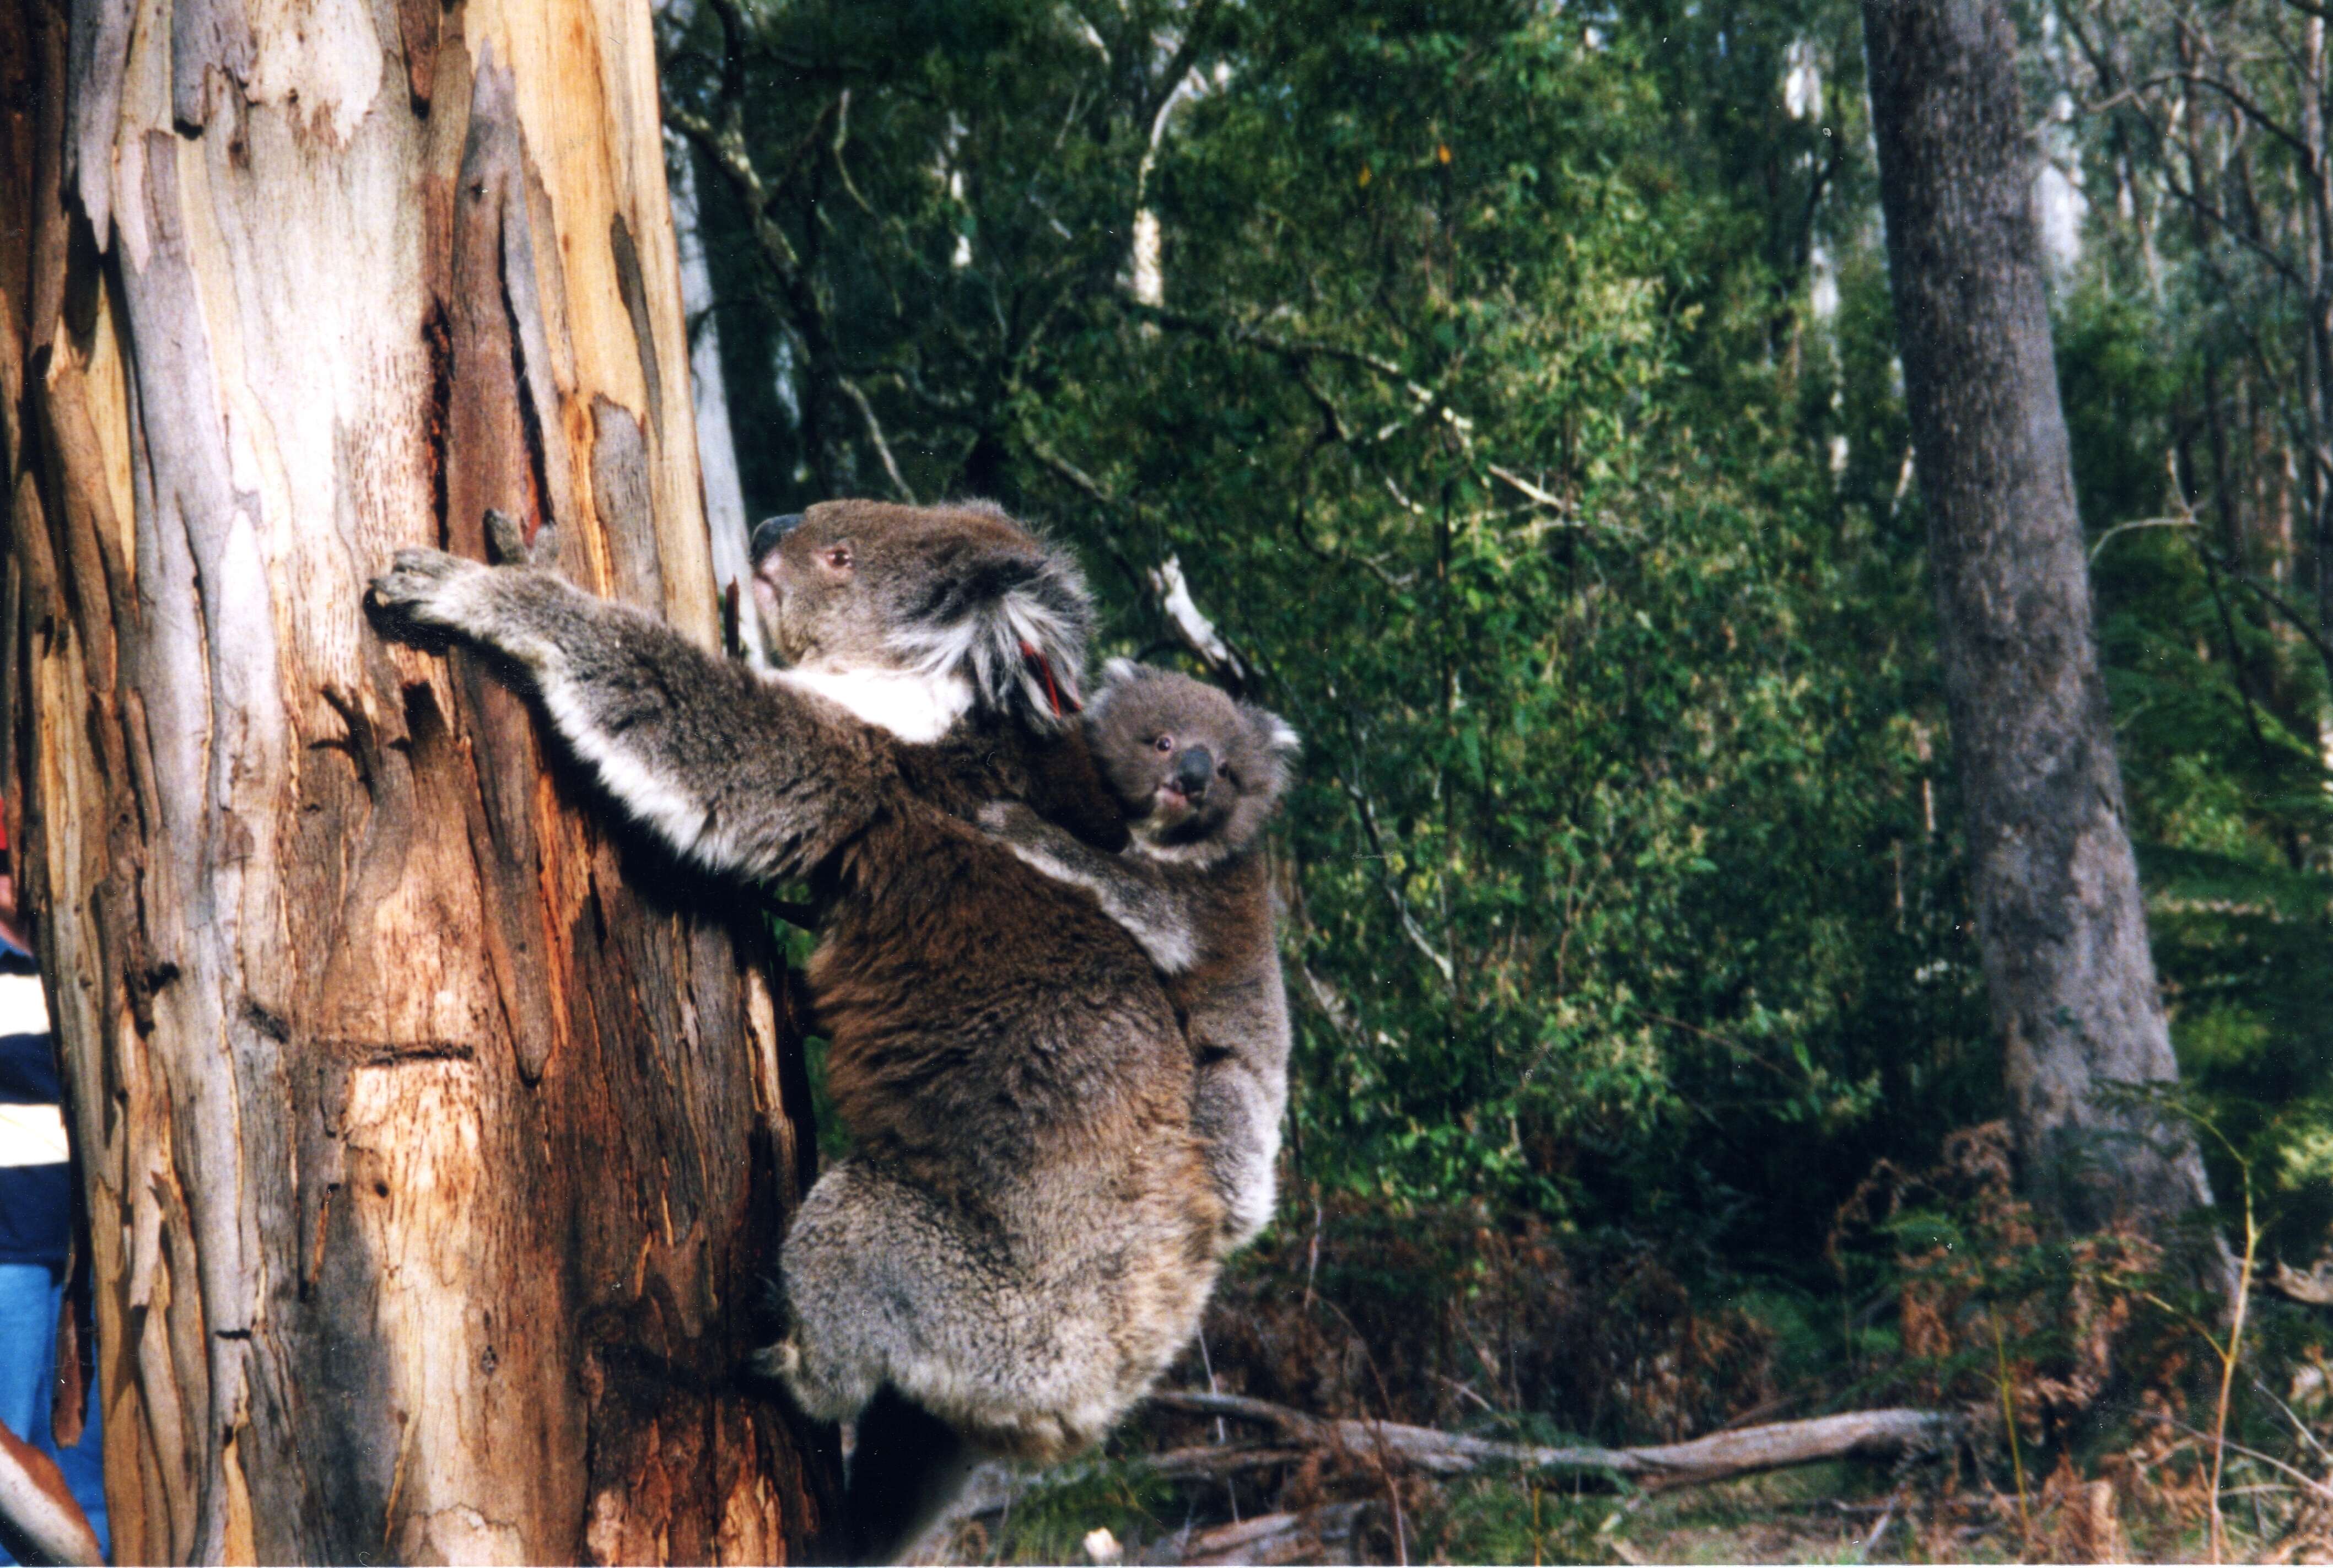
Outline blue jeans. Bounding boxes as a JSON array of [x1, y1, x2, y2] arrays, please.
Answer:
[[0, 1263, 107, 1564]]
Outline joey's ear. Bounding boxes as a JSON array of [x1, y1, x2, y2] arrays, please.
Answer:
[[1085, 658, 1156, 723], [1245, 702, 1301, 798], [895, 535, 1095, 729], [1244, 701, 1301, 759]]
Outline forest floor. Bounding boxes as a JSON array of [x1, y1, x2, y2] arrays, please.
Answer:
[[953, 1451, 2259, 1564], [931, 1162, 2329, 1565]]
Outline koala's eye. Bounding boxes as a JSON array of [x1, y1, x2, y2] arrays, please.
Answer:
[[1219, 760, 1232, 778], [823, 545, 853, 571], [1152, 735, 1174, 754]]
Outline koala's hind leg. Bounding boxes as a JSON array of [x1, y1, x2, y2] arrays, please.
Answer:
[[769, 1166, 904, 1425], [777, 1165, 996, 1564], [776, 1161, 1022, 1421]]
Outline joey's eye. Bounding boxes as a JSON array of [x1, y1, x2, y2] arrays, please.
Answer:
[[1218, 761, 1232, 778], [1152, 735, 1174, 754]]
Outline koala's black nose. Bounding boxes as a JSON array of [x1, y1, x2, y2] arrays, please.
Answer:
[[1175, 746, 1215, 800], [750, 514, 805, 565]]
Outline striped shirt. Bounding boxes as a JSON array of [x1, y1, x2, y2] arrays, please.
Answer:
[[0, 953, 68, 1269]]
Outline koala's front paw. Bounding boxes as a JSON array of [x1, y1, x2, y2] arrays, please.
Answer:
[[367, 547, 490, 634]]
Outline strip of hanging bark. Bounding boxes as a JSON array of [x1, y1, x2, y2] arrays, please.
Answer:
[[2267, 1259, 2333, 1306], [1146, 1391, 1962, 1491]]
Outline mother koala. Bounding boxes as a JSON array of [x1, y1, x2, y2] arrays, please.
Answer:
[[369, 500, 1222, 1561]]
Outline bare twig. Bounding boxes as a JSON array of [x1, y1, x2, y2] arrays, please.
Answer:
[[1854, 1490, 1904, 1564], [2130, 69, 2319, 162], [1335, 773, 1455, 984], [2136, 1408, 2333, 1501], [2090, 515, 2199, 561], [837, 376, 918, 504], [1147, 1501, 1371, 1566], [2267, 1258, 2333, 1305]]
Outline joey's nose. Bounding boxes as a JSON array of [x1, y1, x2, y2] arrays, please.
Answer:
[[1174, 747, 1215, 800], [751, 514, 805, 565]]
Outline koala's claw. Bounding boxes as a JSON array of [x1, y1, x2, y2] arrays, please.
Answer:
[[484, 509, 528, 565], [484, 509, 561, 571], [748, 1337, 802, 1381]]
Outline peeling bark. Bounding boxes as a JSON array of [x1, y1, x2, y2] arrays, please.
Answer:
[[0, 0, 834, 1556]]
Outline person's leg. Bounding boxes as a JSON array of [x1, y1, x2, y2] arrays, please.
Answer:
[[0, 1265, 58, 1453]]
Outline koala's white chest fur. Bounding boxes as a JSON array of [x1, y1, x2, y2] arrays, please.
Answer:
[[772, 665, 977, 743]]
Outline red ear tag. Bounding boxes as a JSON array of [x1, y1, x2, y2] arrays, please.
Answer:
[[1019, 640, 1079, 719]]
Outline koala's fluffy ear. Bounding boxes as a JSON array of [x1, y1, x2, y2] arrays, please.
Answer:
[[1244, 702, 1301, 799], [897, 534, 1095, 728]]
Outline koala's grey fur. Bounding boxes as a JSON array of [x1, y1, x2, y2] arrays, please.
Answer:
[[369, 502, 1217, 1561], [982, 660, 1299, 1253]]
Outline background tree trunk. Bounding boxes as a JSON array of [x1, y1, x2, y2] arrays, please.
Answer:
[[1861, 0, 2219, 1236], [669, 134, 762, 667], [0, 0, 834, 1556]]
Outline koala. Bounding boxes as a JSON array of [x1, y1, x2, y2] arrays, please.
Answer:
[[981, 661, 1298, 1255], [368, 501, 1220, 1563]]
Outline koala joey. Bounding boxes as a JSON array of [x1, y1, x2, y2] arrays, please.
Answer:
[[982, 661, 1299, 1254], [368, 501, 1219, 1563]]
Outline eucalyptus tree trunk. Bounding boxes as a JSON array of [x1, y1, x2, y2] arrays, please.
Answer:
[[1862, 0, 2218, 1237], [0, 0, 832, 1556], [670, 140, 764, 666]]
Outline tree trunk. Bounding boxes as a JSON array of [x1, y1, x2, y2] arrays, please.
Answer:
[[0, 0, 835, 1556], [1861, 0, 2218, 1235]]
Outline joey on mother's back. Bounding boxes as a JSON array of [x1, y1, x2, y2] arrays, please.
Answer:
[[982, 660, 1299, 1254], [368, 500, 1219, 1563]]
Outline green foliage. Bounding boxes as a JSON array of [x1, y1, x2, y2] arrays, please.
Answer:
[[672, 0, 2333, 1283], [2051, 242, 2333, 1260], [1415, 1474, 1618, 1565], [965, 1462, 1183, 1566]]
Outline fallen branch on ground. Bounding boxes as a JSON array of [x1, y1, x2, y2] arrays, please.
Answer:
[[1145, 1500, 1372, 1566], [1145, 1389, 1963, 1491], [905, 1394, 1964, 1562], [1144, 1443, 1314, 1480]]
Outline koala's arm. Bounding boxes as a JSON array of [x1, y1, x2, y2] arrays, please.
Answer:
[[369, 546, 885, 883], [977, 802, 1198, 973]]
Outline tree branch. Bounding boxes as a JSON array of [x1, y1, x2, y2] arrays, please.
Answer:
[[2133, 69, 2318, 165], [2207, 545, 2333, 683], [1136, 0, 1226, 128], [1132, 301, 1413, 383], [1335, 772, 1455, 985], [837, 376, 917, 503]]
